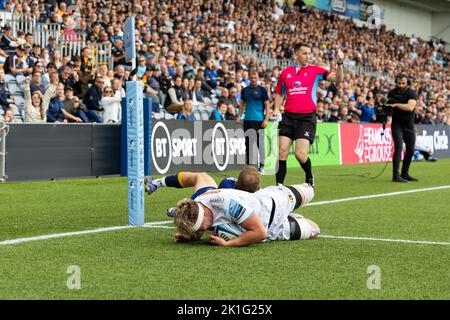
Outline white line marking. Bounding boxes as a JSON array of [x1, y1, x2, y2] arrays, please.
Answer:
[[305, 185, 450, 207], [142, 225, 175, 229], [0, 220, 175, 246], [0, 226, 133, 245], [318, 235, 450, 246], [1, 185, 449, 246]]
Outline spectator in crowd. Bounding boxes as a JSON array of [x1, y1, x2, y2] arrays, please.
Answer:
[[360, 97, 377, 123], [316, 106, 326, 122], [30, 70, 46, 95], [112, 39, 128, 69], [0, 25, 19, 51], [46, 36, 57, 57], [339, 105, 352, 123], [165, 75, 185, 113], [47, 83, 82, 123], [4, 45, 34, 80], [225, 105, 237, 121], [327, 105, 340, 122], [96, 62, 111, 87], [204, 59, 219, 90], [82, 75, 104, 123], [0, 0, 446, 126], [210, 102, 227, 121], [100, 86, 122, 123], [63, 86, 89, 123], [42, 62, 58, 88], [1, 109, 19, 123], [137, 56, 147, 80], [0, 68, 17, 112], [79, 47, 94, 95], [177, 100, 196, 121], [195, 67, 214, 96], [421, 109, 435, 125], [143, 66, 162, 106], [183, 55, 196, 79]]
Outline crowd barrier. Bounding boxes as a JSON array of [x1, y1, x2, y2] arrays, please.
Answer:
[[3, 122, 448, 181]]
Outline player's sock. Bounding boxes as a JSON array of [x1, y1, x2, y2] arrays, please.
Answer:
[[153, 171, 183, 188], [276, 160, 287, 185], [300, 158, 313, 185]]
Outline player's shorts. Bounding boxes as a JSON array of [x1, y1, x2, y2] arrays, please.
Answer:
[[191, 178, 237, 199], [278, 112, 317, 143], [254, 185, 299, 241]]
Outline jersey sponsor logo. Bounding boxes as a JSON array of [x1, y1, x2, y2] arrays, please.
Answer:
[[288, 86, 309, 95], [228, 199, 246, 220], [288, 194, 294, 203], [294, 81, 301, 86]]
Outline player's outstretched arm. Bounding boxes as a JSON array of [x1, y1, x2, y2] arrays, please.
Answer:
[[209, 214, 267, 247]]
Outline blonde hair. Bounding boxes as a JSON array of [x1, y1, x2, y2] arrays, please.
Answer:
[[174, 198, 199, 234], [236, 165, 260, 193]]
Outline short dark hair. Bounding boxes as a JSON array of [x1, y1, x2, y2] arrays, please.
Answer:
[[294, 42, 310, 52], [46, 62, 57, 69]]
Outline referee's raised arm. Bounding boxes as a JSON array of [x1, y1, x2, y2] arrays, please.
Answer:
[[325, 49, 345, 84]]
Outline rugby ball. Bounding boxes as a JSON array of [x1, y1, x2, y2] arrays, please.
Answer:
[[213, 223, 246, 241]]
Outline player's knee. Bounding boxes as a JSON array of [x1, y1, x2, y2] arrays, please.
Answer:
[[294, 150, 308, 163], [289, 215, 320, 240], [279, 147, 289, 159], [289, 183, 314, 208]]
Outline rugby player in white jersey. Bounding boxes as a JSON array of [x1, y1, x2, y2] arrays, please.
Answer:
[[173, 183, 319, 246]]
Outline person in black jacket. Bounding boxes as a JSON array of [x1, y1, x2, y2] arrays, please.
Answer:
[[82, 75, 104, 123], [387, 73, 418, 182]]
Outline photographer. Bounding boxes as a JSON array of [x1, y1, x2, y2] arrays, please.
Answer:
[[387, 73, 418, 183]]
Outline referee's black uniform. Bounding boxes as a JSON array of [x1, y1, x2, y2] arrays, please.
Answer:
[[388, 86, 418, 182]]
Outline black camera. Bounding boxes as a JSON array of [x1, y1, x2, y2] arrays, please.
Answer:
[[377, 96, 394, 124]]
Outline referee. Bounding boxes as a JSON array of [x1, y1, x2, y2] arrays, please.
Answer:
[[388, 73, 418, 182], [273, 43, 344, 187], [237, 70, 271, 173]]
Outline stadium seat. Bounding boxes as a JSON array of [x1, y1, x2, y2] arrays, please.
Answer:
[[6, 82, 23, 96], [200, 110, 209, 120]]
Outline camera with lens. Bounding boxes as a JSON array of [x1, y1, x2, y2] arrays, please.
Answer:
[[376, 96, 394, 124]]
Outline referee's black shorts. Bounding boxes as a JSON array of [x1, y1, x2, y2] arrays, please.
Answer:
[[279, 112, 317, 143]]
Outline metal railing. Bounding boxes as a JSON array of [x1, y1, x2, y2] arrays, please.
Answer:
[[58, 38, 112, 70], [88, 42, 113, 70], [0, 123, 8, 182], [33, 28, 62, 48], [7, 14, 36, 37]]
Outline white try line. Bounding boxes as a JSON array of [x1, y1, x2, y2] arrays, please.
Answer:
[[1, 185, 449, 247], [304, 185, 450, 207], [0, 221, 174, 246]]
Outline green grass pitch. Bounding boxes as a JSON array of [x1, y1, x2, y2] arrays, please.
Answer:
[[0, 159, 449, 299]]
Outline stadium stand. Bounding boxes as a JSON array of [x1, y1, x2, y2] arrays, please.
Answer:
[[0, 0, 448, 125]]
